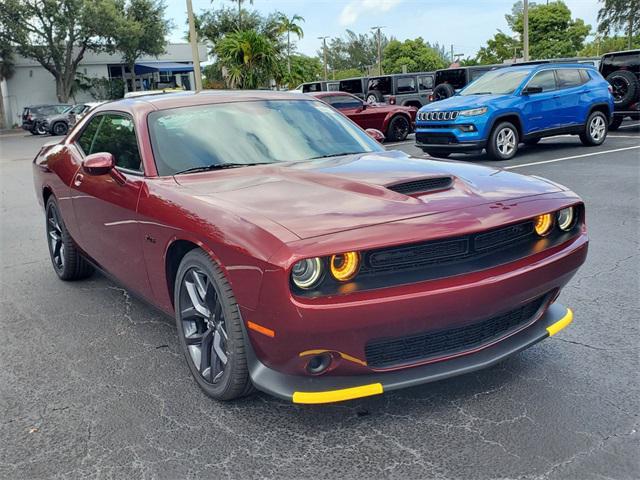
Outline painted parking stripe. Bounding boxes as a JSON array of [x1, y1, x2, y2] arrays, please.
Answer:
[[505, 145, 640, 170], [617, 122, 640, 129], [608, 135, 640, 138], [385, 139, 415, 146]]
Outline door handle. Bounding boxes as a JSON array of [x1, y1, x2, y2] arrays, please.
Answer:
[[74, 173, 84, 187]]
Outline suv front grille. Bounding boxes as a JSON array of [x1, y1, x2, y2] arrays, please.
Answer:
[[364, 295, 547, 368], [417, 111, 459, 121]]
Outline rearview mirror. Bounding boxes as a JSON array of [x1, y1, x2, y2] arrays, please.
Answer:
[[365, 128, 385, 143], [82, 152, 115, 176], [523, 86, 543, 95]]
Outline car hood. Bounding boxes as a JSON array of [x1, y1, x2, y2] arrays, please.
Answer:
[[174, 150, 564, 240], [424, 94, 510, 110]]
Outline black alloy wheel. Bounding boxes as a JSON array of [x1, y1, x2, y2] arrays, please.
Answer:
[[387, 115, 410, 142], [52, 122, 68, 136], [45, 197, 94, 280], [175, 249, 253, 400]]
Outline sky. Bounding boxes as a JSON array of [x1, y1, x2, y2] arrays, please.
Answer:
[[166, 0, 601, 60]]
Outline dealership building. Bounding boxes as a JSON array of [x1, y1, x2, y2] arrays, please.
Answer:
[[1, 43, 208, 127]]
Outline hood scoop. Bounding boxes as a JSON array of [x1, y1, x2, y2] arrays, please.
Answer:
[[386, 176, 454, 196]]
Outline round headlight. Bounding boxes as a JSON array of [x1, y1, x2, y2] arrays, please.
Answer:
[[330, 252, 360, 282], [557, 207, 576, 231], [534, 213, 553, 236], [291, 258, 323, 289]]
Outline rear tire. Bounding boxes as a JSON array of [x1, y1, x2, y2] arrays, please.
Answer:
[[386, 115, 410, 142], [487, 121, 519, 160], [45, 197, 94, 280], [174, 249, 254, 401], [52, 122, 68, 136], [366, 90, 384, 104], [432, 83, 455, 101], [580, 111, 608, 146], [608, 116, 624, 131]]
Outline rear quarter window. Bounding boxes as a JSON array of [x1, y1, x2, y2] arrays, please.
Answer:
[[340, 79, 364, 94], [435, 69, 467, 89], [396, 76, 417, 93], [367, 77, 392, 95]]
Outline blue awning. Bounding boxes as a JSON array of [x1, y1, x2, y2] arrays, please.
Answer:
[[134, 62, 194, 74]]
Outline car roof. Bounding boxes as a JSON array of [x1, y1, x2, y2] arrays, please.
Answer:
[[104, 89, 313, 111]]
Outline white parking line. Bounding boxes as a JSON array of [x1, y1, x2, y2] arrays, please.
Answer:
[[385, 139, 415, 146], [608, 135, 640, 138], [617, 122, 640, 129], [505, 145, 640, 170]]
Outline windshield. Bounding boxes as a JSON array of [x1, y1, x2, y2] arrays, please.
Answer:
[[148, 100, 382, 176], [460, 69, 530, 96]]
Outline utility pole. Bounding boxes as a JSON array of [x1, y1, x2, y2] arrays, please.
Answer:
[[371, 26, 385, 75], [186, 0, 202, 92], [318, 36, 329, 81], [451, 44, 454, 63], [523, 0, 530, 61]]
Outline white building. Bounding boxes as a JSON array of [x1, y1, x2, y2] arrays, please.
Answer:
[[1, 43, 208, 127]]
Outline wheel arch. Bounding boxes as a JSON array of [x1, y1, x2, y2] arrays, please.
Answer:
[[165, 238, 205, 309], [588, 102, 611, 121], [402, 100, 422, 109], [42, 185, 54, 206], [487, 113, 524, 139], [383, 112, 412, 134]]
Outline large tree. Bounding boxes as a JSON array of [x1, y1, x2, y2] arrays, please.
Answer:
[[598, 0, 640, 49], [580, 34, 640, 56], [0, 44, 16, 128], [276, 13, 303, 76], [509, 1, 590, 59], [215, 29, 277, 89], [476, 30, 520, 64], [115, 0, 171, 92], [381, 38, 447, 74], [321, 30, 390, 72], [0, 0, 120, 102]]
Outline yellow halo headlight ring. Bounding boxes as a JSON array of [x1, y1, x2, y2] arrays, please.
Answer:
[[534, 213, 554, 236], [330, 252, 361, 282]]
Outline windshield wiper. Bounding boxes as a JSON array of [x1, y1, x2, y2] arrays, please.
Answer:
[[466, 92, 493, 95], [174, 162, 270, 175], [308, 151, 364, 160]]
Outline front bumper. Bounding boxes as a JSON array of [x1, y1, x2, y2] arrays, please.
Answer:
[[416, 139, 486, 152], [247, 303, 573, 404]]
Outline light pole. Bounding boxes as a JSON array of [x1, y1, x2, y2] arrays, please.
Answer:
[[186, 0, 203, 92], [523, 0, 530, 61], [318, 36, 329, 81], [371, 26, 385, 75]]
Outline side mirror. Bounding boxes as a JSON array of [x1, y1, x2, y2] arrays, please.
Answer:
[[82, 152, 115, 176], [365, 128, 385, 143], [523, 86, 543, 95]]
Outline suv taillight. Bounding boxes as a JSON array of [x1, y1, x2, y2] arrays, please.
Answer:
[[388, 96, 396, 105], [428, 94, 434, 102]]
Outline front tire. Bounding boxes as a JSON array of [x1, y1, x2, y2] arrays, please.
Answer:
[[580, 111, 608, 146], [386, 115, 410, 142], [174, 249, 254, 401], [45, 197, 94, 280], [52, 122, 68, 136], [487, 122, 519, 160]]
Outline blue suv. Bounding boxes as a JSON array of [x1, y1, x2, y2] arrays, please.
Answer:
[[415, 64, 614, 160]]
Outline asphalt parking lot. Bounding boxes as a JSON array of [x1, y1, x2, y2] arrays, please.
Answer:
[[1, 123, 638, 479]]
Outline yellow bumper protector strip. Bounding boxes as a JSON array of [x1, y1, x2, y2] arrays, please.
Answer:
[[546, 308, 573, 336], [298, 349, 367, 367], [292, 383, 383, 404]]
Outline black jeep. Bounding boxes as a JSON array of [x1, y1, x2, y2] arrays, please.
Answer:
[[599, 49, 640, 130], [431, 64, 507, 101]]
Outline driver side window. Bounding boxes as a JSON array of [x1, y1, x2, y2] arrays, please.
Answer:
[[77, 114, 143, 172], [528, 70, 557, 92]]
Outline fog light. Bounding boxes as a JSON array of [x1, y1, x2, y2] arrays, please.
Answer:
[[330, 252, 360, 281], [534, 213, 553, 236], [306, 353, 332, 375]]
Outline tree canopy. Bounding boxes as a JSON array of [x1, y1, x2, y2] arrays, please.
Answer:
[[381, 38, 447, 74], [321, 30, 390, 72], [598, 0, 640, 48], [580, 34, 640, 56]]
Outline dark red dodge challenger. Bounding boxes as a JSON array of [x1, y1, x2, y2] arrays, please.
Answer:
[[33, 91, 587, 404]]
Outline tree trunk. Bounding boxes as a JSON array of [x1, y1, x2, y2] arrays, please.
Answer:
[[287, 33, 291, 75], [0, 92, 5, 129], [629, 15, 633, 50], [130, 62, 137, 92], [55, 75, 71, 103]]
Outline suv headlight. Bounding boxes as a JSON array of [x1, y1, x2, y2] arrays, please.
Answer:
[[459, 107, 488, 117]]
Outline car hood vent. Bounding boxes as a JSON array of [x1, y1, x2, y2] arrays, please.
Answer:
[[386, 176, 454, 195]]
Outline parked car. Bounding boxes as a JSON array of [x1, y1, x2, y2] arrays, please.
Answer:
[[599, 49, 640, 130], [293, 80, 340, 93], [34, 90, 587, 404], [311, 91, 417, 141], [365, 72, 435, 108], [432, 65, 507, 101], [21, 104, 71, 135], [42, 102, 105, 136], [416, 64, 613, 159]]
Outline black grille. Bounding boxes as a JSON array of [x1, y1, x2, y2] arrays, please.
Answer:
[[386, 177, 453, 195], [365, 295, 546, 368], [360, 221, 535, 275]]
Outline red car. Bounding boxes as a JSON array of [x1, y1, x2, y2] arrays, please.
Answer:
[[33, 91, 587, 404], [310, 91, 416, 142]]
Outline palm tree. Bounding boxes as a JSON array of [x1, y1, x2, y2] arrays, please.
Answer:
[[0, 44, 16, 129], [276, 13, 304, 76], [227, 0, 254, 29], [216, 29, 277, 89]]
